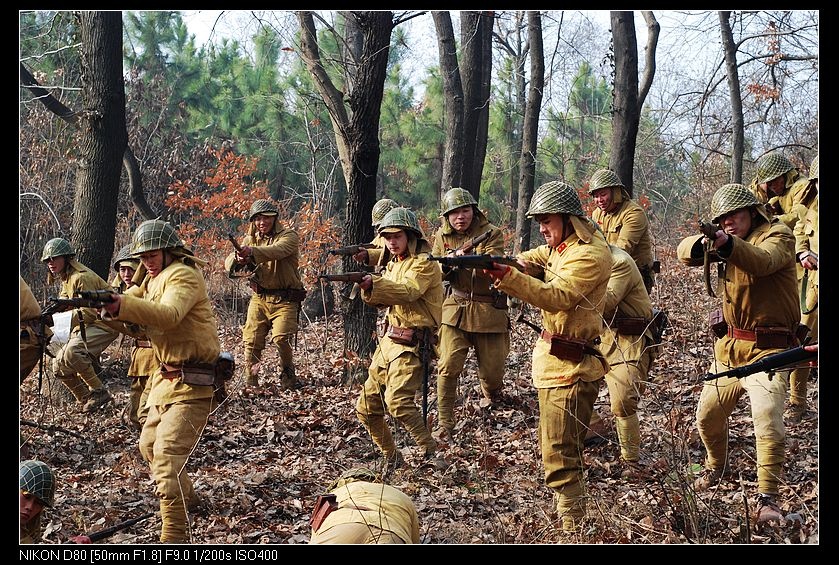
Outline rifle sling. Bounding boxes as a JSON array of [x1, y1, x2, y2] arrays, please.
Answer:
[[800, 269, 817, 314]]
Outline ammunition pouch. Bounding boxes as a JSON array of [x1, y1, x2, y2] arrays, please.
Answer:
[[386, 325, 438, 348], [310, 493, 338, 532], [540, 330, 600, 363], [610, 316, 647, 336], [709, 308, 728, 339]]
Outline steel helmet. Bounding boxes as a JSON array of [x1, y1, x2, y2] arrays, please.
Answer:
[[371, 198, 398, 227], [130, 219, 184, 255], [441, 187, 478, 216], [378, 207, 424, 238], [41, 238, 75, 262], [526, 180, 584, 218], [587, 169, 625, 194], [711, 183, 761, 223], [755, 152, 795, 185], [19, 460, 55, 507], [809, 155, 818, 181], [112, 244, 139, 271], [248, 199, 279, 221]]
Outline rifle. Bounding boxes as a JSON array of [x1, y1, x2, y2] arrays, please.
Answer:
[[228, 234, 256, 273], [455, 229, 493, 254], [70, 512, 153, 544], [419, 329, 432, 427], [47, 290, 117, 312], [427, 254, 524, 271], [702, 344, 817, 381], [699, 220, 720, 298], [328, 243, 377, 256], [318, 272, 369, 284]]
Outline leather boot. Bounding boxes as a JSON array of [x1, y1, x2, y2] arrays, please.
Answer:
[[279, 366, 298, 390], [83, 388, 113, 412]]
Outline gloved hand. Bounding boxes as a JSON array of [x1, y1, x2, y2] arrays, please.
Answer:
[[482, 262, 511, 282]]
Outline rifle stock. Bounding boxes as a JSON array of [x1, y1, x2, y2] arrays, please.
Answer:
[[702, 344, 817, 381], [318, 272, 368, 284], [74, 512, 154, 543], [227, 233, 244, 252], [328, 243, 377, 256], [428, 254, 523, 271]]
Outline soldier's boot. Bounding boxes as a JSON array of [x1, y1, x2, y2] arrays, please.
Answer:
[[83, 388, 113, 412], [279, 366, 298, 390], [435, 374, 457, 440], [58, 374, 92, 403], [555, 482, 586, 533], [243, 348, 260, 386], [616, 413, 641, 462], [364, 414, 397, 462]]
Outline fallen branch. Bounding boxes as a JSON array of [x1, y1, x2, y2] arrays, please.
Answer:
[[20, 418, 87, 440]]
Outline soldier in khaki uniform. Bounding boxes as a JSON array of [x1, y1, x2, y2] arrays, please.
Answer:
[[588, 169, 656, 294], [588, 245, 658, 477], [20, 460, 55, 544], [431, 188, 510, 440], [309, 467, 420, 544], [225, 199, 305, 388], [102, 220, 221, 543], [790, 155, 818, 421], [20, 275, 52, 383], [355, 207, 444, 469], [677, 183, 798, 526], [110, 245, 156, 430], [41, 238, 118, 412], [484, 181, 611, 533]]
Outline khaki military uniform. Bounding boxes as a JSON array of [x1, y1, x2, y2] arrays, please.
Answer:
[[20, 514, 42, 544], [593, 246, 658, 461], [111, 275, 156, 429], [431, 215, 509, 433], [592, 195, 655, 292], [51, 259, 118, 403], [792, 195, 818, 408], [225, 225, 304, 384], [20, 276, 52, 382], [113, 257, 220, 543], [677, 218, 798, 496], [356, 238, 443, 460], [309, 480, 420, 544], [496, 219, 611, 529]]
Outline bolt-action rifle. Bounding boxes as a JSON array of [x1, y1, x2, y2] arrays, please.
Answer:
[[70, 512, 154, 544], [318, 272, 371, 300], [454, 229, 493, 254], [328, 243, 377, 256], [228, 234, 256, 273], [427, 254, 524, 271], [699, 220, 720, 298], [702, 344, 817, 381]]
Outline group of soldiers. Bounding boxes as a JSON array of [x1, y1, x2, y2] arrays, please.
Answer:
[[20, 151, 818, 544]]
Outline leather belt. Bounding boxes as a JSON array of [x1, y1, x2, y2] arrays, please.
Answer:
[[727, 327, 756, 341], [451, 288, 495, 303]]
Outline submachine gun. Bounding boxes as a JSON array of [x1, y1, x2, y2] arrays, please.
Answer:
[[702, 344, 817, 381]]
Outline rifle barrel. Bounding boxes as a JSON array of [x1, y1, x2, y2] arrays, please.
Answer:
[[85, 512, 154, 543], [703, 345, 817, 381]]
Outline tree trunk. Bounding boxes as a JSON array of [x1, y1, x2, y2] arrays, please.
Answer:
[[719, 11, 745, 184], [515, 11, 543, 254], [459, 11, 493, 201], [298, 11, 394, 373], [73, 11, 128, 279], [433, 11, 464, 195], [608, 11, 640, 197]]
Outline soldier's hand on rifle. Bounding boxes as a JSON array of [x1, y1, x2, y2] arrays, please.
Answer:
[[703, 229, 728, 250], [236, 246, 253, 264], [352, 248, 369, 264], [358, 274, 373, 291], [482, 262, 511, 282], [70, 535, 92, 544], [101, 294, 122, 318], [798, 251, 818, 270]]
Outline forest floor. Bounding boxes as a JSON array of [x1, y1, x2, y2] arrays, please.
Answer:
[[19, 252, 819, 546]]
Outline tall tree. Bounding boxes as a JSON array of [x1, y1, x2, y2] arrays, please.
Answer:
[[514, 11, 544, 254], [297, 10, 396, 368], [608, 10, 658, 196], [718, 11, 745, 183], [432, 11, 464, 194], [73, 11, 129, 278]]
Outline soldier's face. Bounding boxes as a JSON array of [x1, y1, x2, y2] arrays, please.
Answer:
[[760, 176, 786, 197], [119, 265, 136, 286], [253, 214, 276, 235], [447, 205, 474, 233], [591, 187, 614, 212], [45, 256, 65, 275], [383, 230, 408, 256], [535, 213, 566, 247], [720, 208, 754, 239], [20, 491, 44, 524], [138, 250, 165, 277]]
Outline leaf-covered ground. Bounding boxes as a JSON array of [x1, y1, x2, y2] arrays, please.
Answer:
[[19, 253, 819, 545]]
